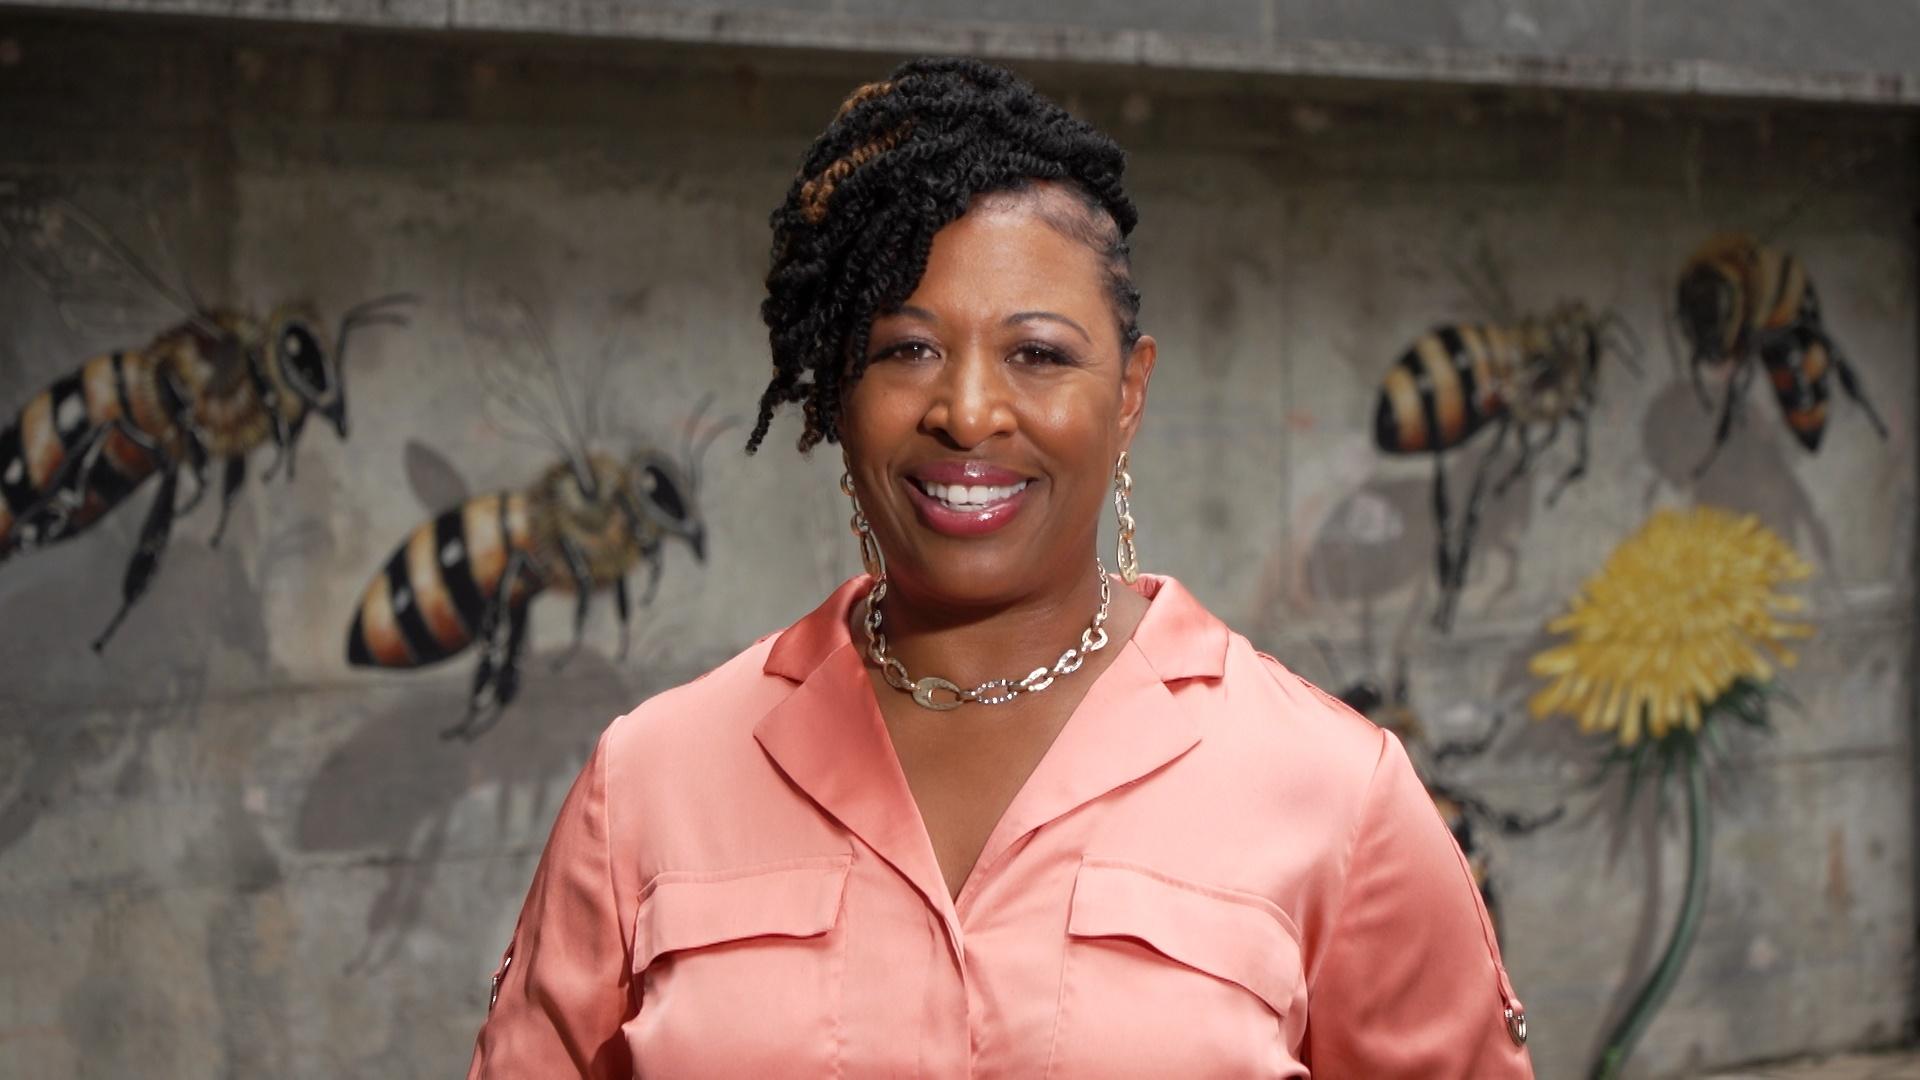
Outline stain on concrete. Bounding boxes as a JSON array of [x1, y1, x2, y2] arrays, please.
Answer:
[[1827, 826, 1854, 913]]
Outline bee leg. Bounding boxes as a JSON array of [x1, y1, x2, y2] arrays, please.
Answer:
[[158, 373, 211, 518], [246, 355, 295, 483], [209, 457, 246, 549], [1436, 420, 1509, 632], [1825, 337, 1890, 438], [454, 605, 531, 741], [550, 537, 593, 674], [175, 454, 210, 517], [1429, 453, 1455, 631], [613, 576, 631, 662], [258, 413, 303, 484], [445, 552, 530, 740], [91, 465, 180, 653], [1693, 359, 1751, 477], [640, 542, 664, 607], [1545, 406, 1590, 507], [282, 414, 306, 481], [1492, 421, 1539, 498], [478, 606, 532, 738], [15, 418, 143, 544], [259, 413, 307, 480]]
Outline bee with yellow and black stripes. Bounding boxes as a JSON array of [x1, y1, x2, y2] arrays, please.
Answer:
[[0, 189, 412, 649], [1677, 233, 1888, 474], [1374, 301, 1638, 630], [345, 442, 711, 740], [343, 286, 724, 739]]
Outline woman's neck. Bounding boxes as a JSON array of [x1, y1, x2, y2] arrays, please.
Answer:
[[851, 559, 1148, 692]]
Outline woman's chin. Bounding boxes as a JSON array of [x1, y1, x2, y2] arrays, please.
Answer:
[[878, 545, 1059, 611]]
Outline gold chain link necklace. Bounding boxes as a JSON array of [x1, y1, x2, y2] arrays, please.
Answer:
[[861, 560, 1113, 711]]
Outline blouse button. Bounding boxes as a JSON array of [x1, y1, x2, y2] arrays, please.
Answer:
[[490, 951, 513, 1011], [1504, 1005, 1528, 1046]]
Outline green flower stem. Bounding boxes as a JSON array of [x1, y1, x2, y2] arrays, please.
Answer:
[[1591, 737, 1710, 1080]]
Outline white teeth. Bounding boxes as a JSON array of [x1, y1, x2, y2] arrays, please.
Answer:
[[922, 479, 1028, 507]]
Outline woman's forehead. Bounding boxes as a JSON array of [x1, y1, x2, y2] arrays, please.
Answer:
[[901, 205, 1111, 315]]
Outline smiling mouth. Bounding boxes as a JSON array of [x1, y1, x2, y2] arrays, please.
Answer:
[[910, 478, 1031, 511]]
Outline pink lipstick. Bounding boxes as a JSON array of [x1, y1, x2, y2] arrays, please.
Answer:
[[903, 461, 1037, 538]]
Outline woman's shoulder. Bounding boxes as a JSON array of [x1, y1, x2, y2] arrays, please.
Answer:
[[1206, 628, 1399, 785], [598, 630, 796, 761], [598, 578, 869, 763]]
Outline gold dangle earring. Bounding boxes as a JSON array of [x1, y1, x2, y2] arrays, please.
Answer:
[[841, 457, 886, 580], [1113, 450, 1140, 584]]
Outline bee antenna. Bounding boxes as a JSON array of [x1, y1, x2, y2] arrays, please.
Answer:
[[681, 391, 715, 478], [683, 393, 742, 494], [573, 460, 601, 499]]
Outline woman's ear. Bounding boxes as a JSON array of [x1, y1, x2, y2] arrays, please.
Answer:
[[1117, 333, 1157, 447]]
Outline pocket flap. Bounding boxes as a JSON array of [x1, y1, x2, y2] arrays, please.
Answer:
[[635, 854, 852, 973], [1067, 858, 1302, 1017]]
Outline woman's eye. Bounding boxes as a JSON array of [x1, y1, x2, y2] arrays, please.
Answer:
[[1013, 343, 1073, 365], [874, 341, 935, 362]]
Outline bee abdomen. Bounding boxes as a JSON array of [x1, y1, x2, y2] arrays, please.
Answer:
[[346, 492, 537, 669], [0, 352, 161, 556], [1375, 325, 1500, 454], [1762, 328, 1832, 451]]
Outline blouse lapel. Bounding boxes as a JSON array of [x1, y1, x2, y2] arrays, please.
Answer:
[[961, 575, 1229, 903], [754, 579, 960, 932]]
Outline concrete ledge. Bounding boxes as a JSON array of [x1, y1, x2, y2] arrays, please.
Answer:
[[7, 0, 1920, 107]]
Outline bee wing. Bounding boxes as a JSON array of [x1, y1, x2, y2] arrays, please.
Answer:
[[403, 438, 472, 515], [0, 177, 202, 341], [1446, 228, 1519, 325], [459, 282, 595, 482]]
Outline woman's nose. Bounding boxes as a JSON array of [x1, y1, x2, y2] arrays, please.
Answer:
[[923, 348, 1015, 449]]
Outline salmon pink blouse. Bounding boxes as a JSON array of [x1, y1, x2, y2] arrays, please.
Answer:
[[468, 574, 1535, 1078]]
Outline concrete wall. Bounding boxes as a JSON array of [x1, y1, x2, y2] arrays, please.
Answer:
[[0, 14, 1914, 1078], [14, 0, 1920, 104]]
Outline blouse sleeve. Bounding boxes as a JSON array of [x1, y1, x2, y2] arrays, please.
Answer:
[[1303, 728, 1535, 1078], [468, 729, 634, 1079]]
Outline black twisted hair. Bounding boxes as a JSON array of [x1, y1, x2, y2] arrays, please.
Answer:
[[747, 56, 1143, 454]]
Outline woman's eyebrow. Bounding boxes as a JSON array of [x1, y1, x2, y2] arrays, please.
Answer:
[[1006, 311, 1092, 344]]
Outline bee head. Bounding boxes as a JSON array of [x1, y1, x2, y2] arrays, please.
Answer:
[[624, 449, 706, 562], [267, 307, 347, 438], [1677, 256, 1746, 365]]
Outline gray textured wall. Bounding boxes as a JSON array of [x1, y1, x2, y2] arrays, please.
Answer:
[[12, 0, 1920, 102], [0, 15, 1915, 1079]]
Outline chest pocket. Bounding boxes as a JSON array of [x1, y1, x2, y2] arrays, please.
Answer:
[[1049, 858, 1307, 1079], [623, 854, 852, 1078]]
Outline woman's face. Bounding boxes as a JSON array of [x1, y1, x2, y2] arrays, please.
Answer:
[[839, 185, 1156, 610]]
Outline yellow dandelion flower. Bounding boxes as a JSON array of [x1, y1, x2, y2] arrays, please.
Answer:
[[1528, 507, 1812, 746]]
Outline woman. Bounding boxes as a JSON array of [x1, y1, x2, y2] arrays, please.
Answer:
[[470, 57, 1534, 1078]]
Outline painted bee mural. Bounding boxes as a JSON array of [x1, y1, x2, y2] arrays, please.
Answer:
[[344, 290, 726, 740], [1374, 298, 1639, 631], [1677, 233, 1889, 474], [0, 183, 413, 649], [1330, 657, 1563, 941]]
